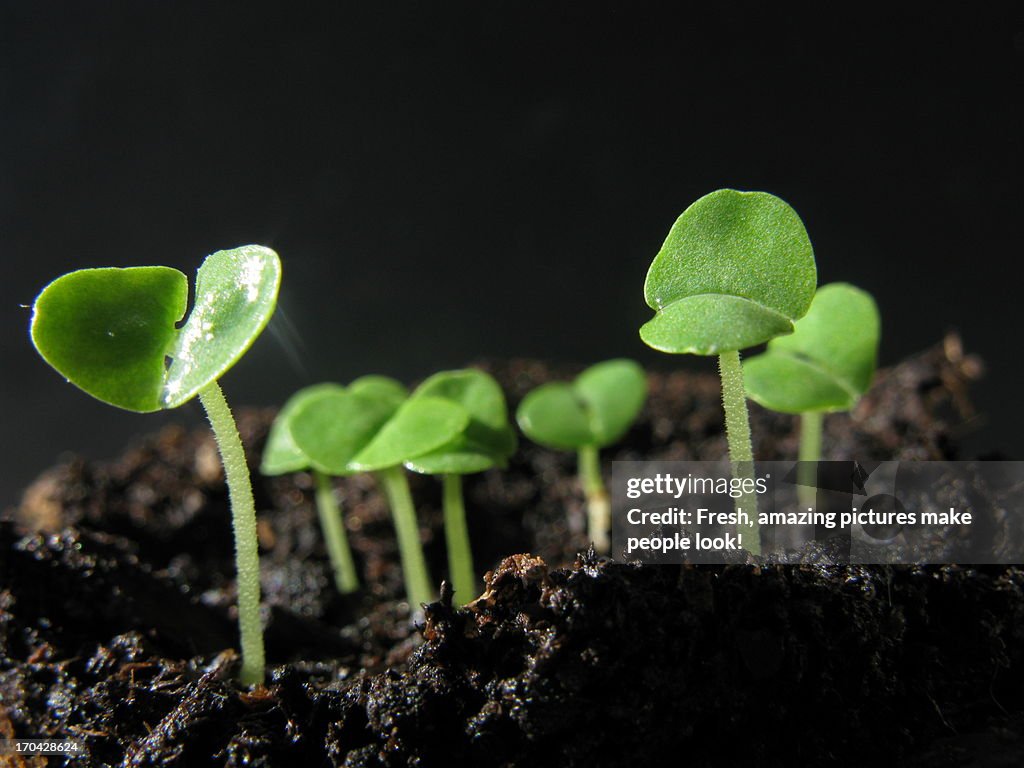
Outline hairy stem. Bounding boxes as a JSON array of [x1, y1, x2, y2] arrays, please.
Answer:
[[797, 411, 823, 509], [313, 470, 360, 594], [717, 350, 760, 555], [578, 444, 610, 553], [198, 381, 265, 686], [442, 474, 476, 605], [376, 466, 433, 609]]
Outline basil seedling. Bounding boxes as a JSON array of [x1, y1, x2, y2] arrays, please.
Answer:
[[262, 382, 360, 594], [640, 190, 817, 553], [743, 282, 880, 505], [288, 378, 468, 609], [516, 359, 646, 553], [404, 369, 517, 605], [30, 245, 280, 685]]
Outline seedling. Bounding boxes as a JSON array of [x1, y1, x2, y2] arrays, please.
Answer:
[[640, 190, 817, 554], [287, 377, 468, 609], [404, 369, 517, 605], [516, 359, 646, 553], [30, 245, 281, 685], [262, 382, 360, 594], [743, 282, 880, 505]]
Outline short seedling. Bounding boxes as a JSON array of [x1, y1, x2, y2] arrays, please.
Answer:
[[262, 382, 360, 594], [640, 190, 817, 554], [743, 282, 880, 506], [404, 369, 517, 605], [287, 377, 468, 609], [516, 359, 646, 553], [30, 245, 281, 685]]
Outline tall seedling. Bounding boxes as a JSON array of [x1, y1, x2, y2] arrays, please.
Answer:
[[517, 359, 647, 553], [404, 369, 517, 605], [640, 190, 817, 553], [31, 246, 281, 685]]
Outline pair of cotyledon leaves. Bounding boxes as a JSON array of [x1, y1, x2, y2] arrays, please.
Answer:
[[641, 189, 817, 355], [262, 369, 518, 478], [30, 245, 282, 413], [516, 359, 647, 452], [641, 189, 879, 412]]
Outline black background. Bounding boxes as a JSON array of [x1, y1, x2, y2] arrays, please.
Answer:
[[2, 3, 1022, 505]]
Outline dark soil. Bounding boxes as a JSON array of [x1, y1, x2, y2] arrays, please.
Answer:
[[3, 336, 1022, 767]]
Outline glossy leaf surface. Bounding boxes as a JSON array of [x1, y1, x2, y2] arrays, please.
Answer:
[[31, 267, 188, 412], [164, 246, 281, 407], [30, 245, 280, 412]]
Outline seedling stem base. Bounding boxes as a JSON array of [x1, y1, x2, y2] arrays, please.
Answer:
[[578, 444, 610, 553], [442, 474, 476, 605]]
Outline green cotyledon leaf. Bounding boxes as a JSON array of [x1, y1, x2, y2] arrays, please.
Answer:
[[516, 359, 647, 451], [743, 283, 880, 413], [30, 266, 188, 412], [261, 382, 347, 476], [516, 382, 592, 451], [30, 245, 281, 413], [641, 189, 817, 355], [163, 246, 281, 408], [348, 397, 470, 473], [347, 375, 409, 412], [404, 369, 518, 475], [288, 383, 407, 476], [574, 359, 647, 446]]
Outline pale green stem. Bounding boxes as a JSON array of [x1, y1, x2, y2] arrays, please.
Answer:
[[442, 474, 476, 606], [197, 381, 265, 686], [578, 444, 610, 553], [797, 411, 823, 509], [375, 466, 433, 609], [717, 350, 760, 555], [313, 470, 360, 594]]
